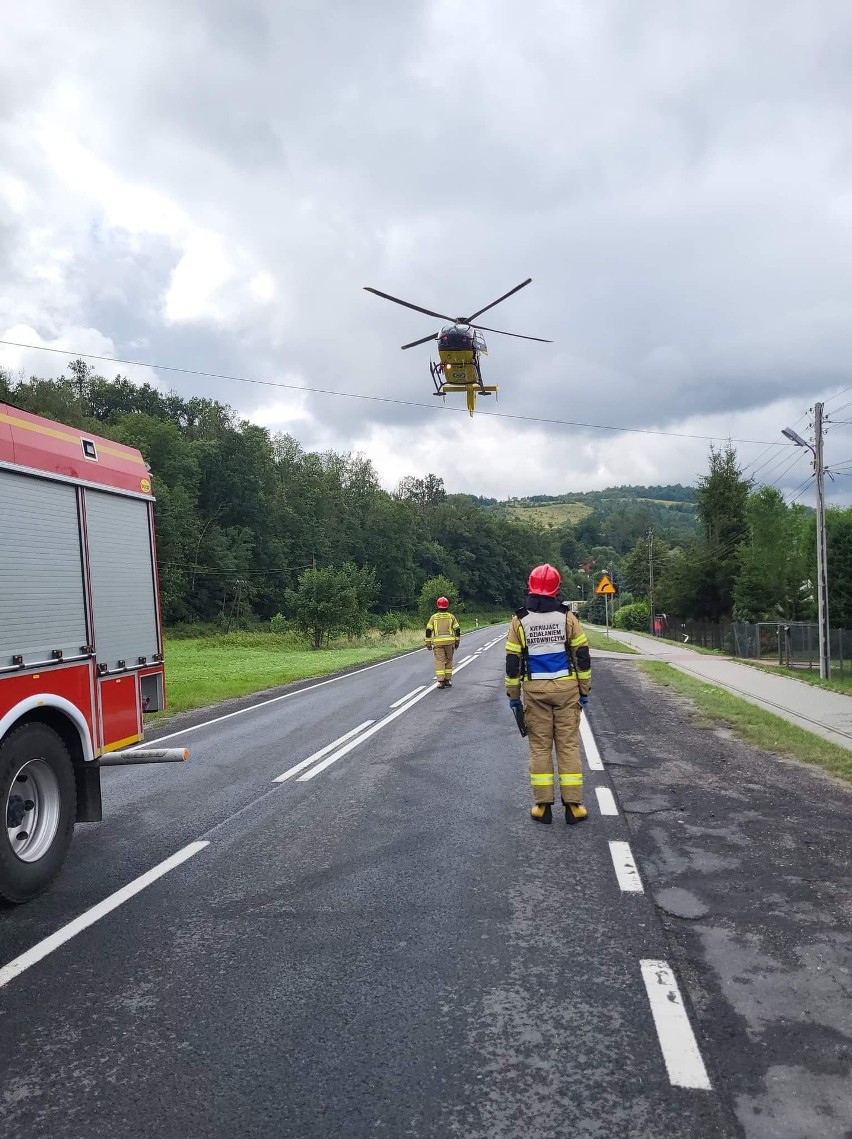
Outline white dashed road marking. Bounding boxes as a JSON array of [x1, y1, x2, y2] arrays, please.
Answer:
[[640, 960, 712, 1090], [595, 786, 618, 816], [609, 840, 644, 893]]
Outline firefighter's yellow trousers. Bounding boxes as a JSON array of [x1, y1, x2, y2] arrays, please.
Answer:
[[433, 644, 455, 683], [524, 680, 583, 805]]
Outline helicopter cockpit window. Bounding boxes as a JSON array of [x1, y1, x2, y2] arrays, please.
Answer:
[[439, 326, 474, 350]]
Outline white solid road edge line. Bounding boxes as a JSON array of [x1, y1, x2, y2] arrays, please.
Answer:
[[390, 687, 425, 709], [274, 721, 376, 782], [579, 715, 604, 771], [608, 840, 644, 893], [595, 786, 618, 816], [0, 841, 210, 991], [640, 960, 712, 1090]]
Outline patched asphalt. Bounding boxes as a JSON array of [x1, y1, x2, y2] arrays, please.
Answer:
[[593, 659, 852, 1138]]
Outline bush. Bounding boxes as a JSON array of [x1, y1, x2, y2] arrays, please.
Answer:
[[269, 613, 288, 634], [613, 600, 650, 632], [376, 612, 404, 636]]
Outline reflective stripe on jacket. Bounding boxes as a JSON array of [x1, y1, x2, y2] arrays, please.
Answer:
[[425, 611, 460, 645]]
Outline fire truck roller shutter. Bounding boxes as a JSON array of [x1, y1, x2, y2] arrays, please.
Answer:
[[0, 470, 87, 668], [85, 491, 160, 671]]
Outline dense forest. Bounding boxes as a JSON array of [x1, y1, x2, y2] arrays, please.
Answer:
[[2, 363, 845, 632], [0, 364, 560, 623]]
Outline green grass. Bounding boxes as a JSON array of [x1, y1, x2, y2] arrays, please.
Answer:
[[584, 628, 639, 654], [638, 661, 852, 784], [157, 618, 505, 717], [501, 502, 593, 528], [161, 631, 424, 715], [743, 660, 852, 695]]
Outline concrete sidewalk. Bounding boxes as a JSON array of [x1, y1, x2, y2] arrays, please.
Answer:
[[589, 625, 852, 750]]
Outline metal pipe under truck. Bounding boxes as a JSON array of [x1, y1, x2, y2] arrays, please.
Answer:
[[0, 402, 187, 903]]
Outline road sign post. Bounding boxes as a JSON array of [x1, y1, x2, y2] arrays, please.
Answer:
[[595, 573, 618, 639]]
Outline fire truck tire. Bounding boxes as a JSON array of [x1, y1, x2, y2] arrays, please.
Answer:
[[0, 723, 77, 904]]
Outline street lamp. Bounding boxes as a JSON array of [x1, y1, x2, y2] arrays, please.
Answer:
[[783, 406, 830, 679]]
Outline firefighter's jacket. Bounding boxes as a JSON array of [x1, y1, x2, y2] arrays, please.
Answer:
[[505, 595, 591, 697], [425, 610, 460, 647]]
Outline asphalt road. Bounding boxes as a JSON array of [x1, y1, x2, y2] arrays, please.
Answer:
[[0, 627, 848, 1137]]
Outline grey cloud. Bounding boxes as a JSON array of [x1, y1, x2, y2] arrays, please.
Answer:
[[2, 0, 852, 500]]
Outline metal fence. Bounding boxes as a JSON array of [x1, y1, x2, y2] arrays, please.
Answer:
[[667, 618, 852, 671]]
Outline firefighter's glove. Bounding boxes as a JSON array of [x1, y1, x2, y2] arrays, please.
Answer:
[[509, 698, 523, 711], [579, 695, 589, 708]]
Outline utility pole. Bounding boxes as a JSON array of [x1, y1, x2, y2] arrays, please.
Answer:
[[648, 529, 655, 636], [783, 406, 830, 679], [814, 403, 830, 679]]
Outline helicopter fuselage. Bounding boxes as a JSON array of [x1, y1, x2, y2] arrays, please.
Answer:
[[432, 324, 495, 415]]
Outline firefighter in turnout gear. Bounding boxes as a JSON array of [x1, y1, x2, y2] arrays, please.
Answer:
[[506, 564, 592, 824], [425, 597, 461, 688]]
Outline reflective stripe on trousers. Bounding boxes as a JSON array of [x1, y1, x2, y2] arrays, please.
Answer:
[[524, 680, 583, 804], [433, 643, 454, 680]]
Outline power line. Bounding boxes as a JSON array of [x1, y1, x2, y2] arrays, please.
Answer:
[[742, 407, 810, 477], [745, 444, 794, 480], [0, 338, 789, 447], [788, 476, 816, 504], [751, 442, 808, 487], [765, 450, 809, 491], [824, 385, 852, 410]]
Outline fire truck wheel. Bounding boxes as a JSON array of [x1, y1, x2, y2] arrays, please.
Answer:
[[0, 723, 77, 904]]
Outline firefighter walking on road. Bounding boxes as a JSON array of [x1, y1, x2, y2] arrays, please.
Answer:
[[425, 596, 461, 688], [506, 564, 592, 824]]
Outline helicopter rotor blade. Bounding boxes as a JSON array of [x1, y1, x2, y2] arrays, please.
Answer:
[[464, 278, 533, 323], [470, 323, 552, 343], [401, 332, 440, 350], [364, 287, 455, 324]]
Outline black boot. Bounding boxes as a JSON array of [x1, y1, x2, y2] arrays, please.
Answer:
[[530, 803, 552, 824]]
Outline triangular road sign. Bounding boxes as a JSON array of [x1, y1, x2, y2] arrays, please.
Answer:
[[595, 574, 617, 596]]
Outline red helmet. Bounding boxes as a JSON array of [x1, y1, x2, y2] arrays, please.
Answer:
[[528, 563, 561, 597], [436, 596, 450, 609]]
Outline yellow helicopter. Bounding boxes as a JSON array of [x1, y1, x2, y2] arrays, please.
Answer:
[[364, 278, 551, 415]]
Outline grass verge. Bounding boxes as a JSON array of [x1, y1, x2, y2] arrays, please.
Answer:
[[584, 629, 639, 654], [157, 620, 504, 717], [743, 660, 852, 695], [161, 633, 422, 715], [638, 660, 852, 784]]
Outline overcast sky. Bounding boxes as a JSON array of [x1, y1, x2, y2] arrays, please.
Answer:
[[2, 0, 852, 502]]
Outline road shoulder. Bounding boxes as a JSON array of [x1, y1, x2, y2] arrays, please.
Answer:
[[592, 659, 852, 1139]]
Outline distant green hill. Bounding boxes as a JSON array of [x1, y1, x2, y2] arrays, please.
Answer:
[[469, 485, 699, 551], [502, 501, 593, 527]]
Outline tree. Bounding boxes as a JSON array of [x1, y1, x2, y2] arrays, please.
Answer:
[[733, 487, 792, 622], [418, 576, 459, 621], [689, 442, 752, 621], [285, 563, 377, 649], [806, 507, 852, 628]]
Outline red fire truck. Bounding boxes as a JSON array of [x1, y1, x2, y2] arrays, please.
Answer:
[[0, 402, 186, 903]]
